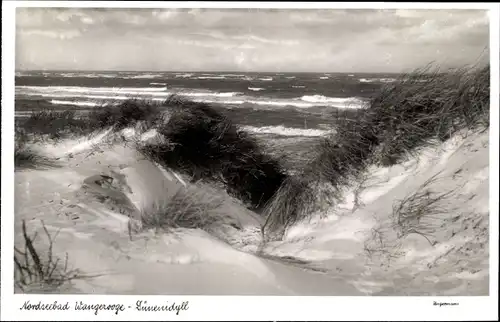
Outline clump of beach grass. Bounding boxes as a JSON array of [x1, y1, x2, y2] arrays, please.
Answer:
[[139, 187, 227, 233], [139, 95, 288, 210], [15, 99, 166, 141], [390, 171, 458, 246], [15, 129, 60, 170], [17, 109, 92, 140], [367, 63, 489, 166], [85, 99, 164, 131], [14, 220, 83, 293]]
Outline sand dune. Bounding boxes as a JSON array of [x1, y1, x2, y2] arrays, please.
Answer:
[[14, 126, 489, 295]]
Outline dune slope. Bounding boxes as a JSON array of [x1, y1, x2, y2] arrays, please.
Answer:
[[14, 124, 489, 295]]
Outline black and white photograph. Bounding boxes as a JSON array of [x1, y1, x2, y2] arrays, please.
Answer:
[[2, 1, 499, 320]]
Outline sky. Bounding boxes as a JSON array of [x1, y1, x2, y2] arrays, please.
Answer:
[[15, 7, 490, 73]]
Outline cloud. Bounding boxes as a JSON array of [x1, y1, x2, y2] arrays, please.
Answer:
[[15, 8, 490, 72]]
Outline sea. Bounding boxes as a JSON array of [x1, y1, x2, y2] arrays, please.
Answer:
[[15, 70, 397, 169]]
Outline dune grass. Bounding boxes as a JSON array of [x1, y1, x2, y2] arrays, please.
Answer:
[[139, 95, 288, 210], [16, 99, 165, 140], [15, 129, 60, 170], [18, 109, 92, 140], [391, 171, 458, 246], [85, 99, 163, 131], [139, 187, 227, 233], [262, 63, 490, 237], [366, 64, 489, 166], [363, 171, 460, 264], [14, 220, 83, 293]]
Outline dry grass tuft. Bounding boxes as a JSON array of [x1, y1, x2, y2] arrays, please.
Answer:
[[390, 172, 458, 246], [139, 187, 227, 233], [15, 130, 60, 170], [14, 220, 84, 293]]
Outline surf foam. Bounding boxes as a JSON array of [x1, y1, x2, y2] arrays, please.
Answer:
[[358, 78, 397, 83], [240, 125, 330, 137], [49, 100, 104, 107]]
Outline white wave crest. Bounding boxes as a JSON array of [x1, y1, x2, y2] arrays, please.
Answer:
[[300, 95, 365, 108], [41, 94, 135, 100], [220, 74, 246, 77], [17, 86, 168, 93], [150, 82, 167, 85], [190, 98, 313, 108], [174, 73, 193, 78], [191, 96, 365, 109], [359, 78, 396, 83], [179, 91, 241, 98], [191, 99, 246, 105], [121, 74, 164, 79], [258, 77, 273, 81], [49, 100, 104, 107], [241, 125, 330, 137], [248, 87, 264, 91], [16, 85, 244, 102], [55, 73, 118, 78], [250, 100, 313, 108], [197, 76, 226, 80]]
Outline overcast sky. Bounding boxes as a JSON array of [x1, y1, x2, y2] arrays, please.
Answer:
[[15, 8, 490, 73]]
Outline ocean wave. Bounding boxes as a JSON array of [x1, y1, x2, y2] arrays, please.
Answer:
[[220, 74, 246, 77], [57, 73, 118, 78], [17, 72, 194, 80], [17, 86, 168, 93], [49, 100, 106, 107], [292, 85, 306, 88], [300, 95, 365, 108], [359, 78, 396, 83], [17, 85, 366, 110], [285, 76, 296, 79], [175, 73, 194, 78], [16, 85, 247, 102], [40, 95, 364, 110], [150, 82, 167, 85], [120, 74, 164, 79], [240, 125, 330, 137], [196, 76, 226, 80], [180, 91, 241, 98], [191, 99, 246, 105], [319, 76, 329, 80], [300, 95, 356, 104], [41, 92, 239, 104], [258, 77, 273, 81], [189, 98, 314, 109], [192, 97, 363, 109], [24, 93, 145, 100], [249, 100, 314, 108]]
